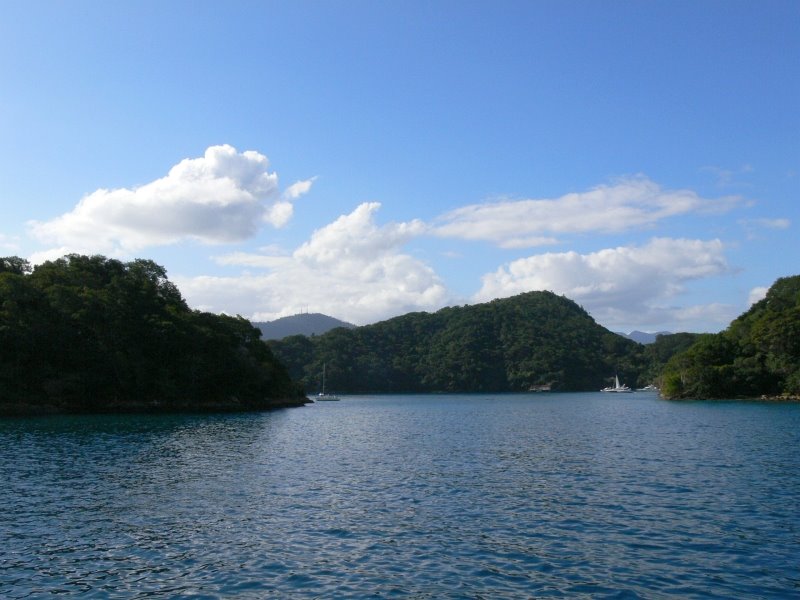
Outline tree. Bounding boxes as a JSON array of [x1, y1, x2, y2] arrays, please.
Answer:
[[0, 257, 31, 275], [0, 254, 306, 414], [661, 275, 800, 399]]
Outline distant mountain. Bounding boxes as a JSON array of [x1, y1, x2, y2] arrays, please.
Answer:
[[254, 313, 355, 340], [618, 330, 673, 345]]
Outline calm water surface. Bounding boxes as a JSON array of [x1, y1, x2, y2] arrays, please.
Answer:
[[1, 393, 798, 598]]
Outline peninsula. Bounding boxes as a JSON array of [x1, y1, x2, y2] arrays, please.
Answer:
[[0, 255, 309, 416]]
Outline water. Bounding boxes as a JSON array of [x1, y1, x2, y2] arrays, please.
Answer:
[[1, 393, 798, 598]]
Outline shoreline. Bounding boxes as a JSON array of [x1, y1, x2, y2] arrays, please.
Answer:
[[661, 393, 800, 402], [0, 396, 312, 418]]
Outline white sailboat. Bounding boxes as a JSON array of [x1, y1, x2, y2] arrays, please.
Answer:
[[601, 374, 633, 393], [316, 363, 340, 401]]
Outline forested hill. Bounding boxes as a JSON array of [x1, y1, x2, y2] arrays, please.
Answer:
[[661, 274, 800, 399], [268, 291, 645, 394], [0, 255, 307, 415]]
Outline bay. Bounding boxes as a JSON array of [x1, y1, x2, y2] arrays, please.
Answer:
[[1, 392, 798, 598]]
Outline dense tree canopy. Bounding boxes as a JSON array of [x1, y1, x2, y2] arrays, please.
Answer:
[[269, 291, 651, 393], [661, 275, 800, 399], [633, 332, 700, 386], [9, 255, 787, 409], [0, 254, 306, 414]]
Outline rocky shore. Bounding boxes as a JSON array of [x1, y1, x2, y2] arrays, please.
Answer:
[[758, 394, 800, 402]]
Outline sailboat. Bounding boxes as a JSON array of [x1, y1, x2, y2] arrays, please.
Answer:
[[601, 374, 633, 393], [316, 363, 340, 401]]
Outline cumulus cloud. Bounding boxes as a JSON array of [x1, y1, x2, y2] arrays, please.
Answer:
[[28, 145, 311, 255], [174, 202, 448, 325], [433, 176, 741, 248], [28, 246, 87, 266], [748, 286, 769, 306], [473, 238, 732, 330], [294, 202, 427, 267]]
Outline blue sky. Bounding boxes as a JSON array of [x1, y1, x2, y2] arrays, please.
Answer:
[[1, 1, 797, 332]]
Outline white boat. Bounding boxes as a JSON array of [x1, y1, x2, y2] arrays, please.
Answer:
[[637, 384, 659, 392], [316, 363, 340, 401], [601, 374, 633, 393]]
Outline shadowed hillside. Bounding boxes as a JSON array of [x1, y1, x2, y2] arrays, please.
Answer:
[[661, 275, 800, 399], [0, 255, 308, 415]]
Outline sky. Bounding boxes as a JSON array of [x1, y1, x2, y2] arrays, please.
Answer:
[[1, 1, 798, 333]]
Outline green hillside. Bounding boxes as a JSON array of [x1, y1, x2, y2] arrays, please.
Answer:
[[661, 275, 800, 399], [268, 291, 646, 393], [0, 255, 307, 415]]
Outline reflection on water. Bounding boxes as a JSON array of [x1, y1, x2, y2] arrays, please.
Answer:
[[2, 394, 798, 598]]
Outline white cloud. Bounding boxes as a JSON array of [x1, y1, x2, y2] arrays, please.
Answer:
[[266, 201, 294, 228], [294, 202, 427, 268], [433, 176, 741, 248], [668, 303, 739, 331], [27, 157, 748, 334], [474, 238, 731, 330], [28, 145, 304, 255], [175, 202, 448, 325], [28, 246, 87, 265], [748, 286, 768, 306], [283, 177, 316, 199], [741, 217, 791, 230], [739, 217, 791, 240]]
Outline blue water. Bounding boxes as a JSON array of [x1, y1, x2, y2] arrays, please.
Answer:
[[1, 393, 798, 598]]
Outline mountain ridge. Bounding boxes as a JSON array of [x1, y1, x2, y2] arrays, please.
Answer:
[[253, 313, 355, 340]]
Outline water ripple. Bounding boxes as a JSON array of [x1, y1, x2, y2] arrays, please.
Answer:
[[1, 395, 799, 598]]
